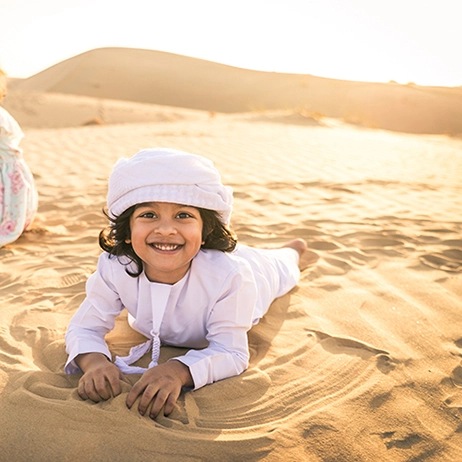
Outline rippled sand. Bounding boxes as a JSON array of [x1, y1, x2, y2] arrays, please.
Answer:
[[1, 111, 461, 461]]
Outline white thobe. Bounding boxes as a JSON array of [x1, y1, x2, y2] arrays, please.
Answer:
[[65, 245, 299, 390]]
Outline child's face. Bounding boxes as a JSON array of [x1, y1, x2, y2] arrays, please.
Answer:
[[127, 202, 204, 284]]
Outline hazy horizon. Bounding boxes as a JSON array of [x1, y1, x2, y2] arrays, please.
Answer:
[[1, 0, 461, 87]]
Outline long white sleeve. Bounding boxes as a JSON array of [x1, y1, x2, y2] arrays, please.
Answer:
[[171, 261, 257, 389], [64, 256, 124, 373]]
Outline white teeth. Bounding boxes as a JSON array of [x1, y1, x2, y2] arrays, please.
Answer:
[[152, 243, 179, 251]]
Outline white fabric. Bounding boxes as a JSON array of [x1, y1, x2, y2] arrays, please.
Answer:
[[0, 106, 38, 247], [65, 245, 300, 390], [114, 282, 171, 373], [107, 148, 233, 224]]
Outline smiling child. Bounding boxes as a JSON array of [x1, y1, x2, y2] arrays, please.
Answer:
[[65, 148, 307, 419]]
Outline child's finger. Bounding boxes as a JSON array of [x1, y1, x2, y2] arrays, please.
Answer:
[[104, 370, 123, 398], [78, 376, 102, 402], [79, 378, 102, 402], [90, 374, 112, 400], [162, 388, 181, 416], [126, 380, 146, 409], [77, 378, 89, 400], [148, 388, 171, 419], [138, 384, 163, 416], [108, 376, 122, 397]]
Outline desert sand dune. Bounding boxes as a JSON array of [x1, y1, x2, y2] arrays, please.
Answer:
[[11, 47, 462, 134], [3, 89, 209, 129], [1, 48, 462, 461]]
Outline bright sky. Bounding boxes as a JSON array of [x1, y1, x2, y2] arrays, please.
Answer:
[[0, 0, 461, 87]]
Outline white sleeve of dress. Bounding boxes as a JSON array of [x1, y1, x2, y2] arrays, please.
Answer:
[[64, 255, 124, 374], [0, 107, 24, 153], [172, 263, 257, 390]]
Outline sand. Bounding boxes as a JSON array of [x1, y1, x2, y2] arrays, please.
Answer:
[[9, 47, 462, 135], [1, 49, 462, 461]]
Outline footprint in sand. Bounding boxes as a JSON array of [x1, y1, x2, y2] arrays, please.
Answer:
[[308, 329, 390, 358], [9, 305, 72, 372], [441, 338, 462, 408], [377, 431, 424, 450], [307, 329, 398, 374]]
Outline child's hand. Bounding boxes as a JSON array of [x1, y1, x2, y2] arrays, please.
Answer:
[[126, 360, 193, 419], [75, 352, 124, 402]]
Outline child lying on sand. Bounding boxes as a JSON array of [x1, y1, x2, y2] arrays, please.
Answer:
[[65, 148, 307, 419]]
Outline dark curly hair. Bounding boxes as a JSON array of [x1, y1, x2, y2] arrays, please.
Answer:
[[99, 204, 237, 277]]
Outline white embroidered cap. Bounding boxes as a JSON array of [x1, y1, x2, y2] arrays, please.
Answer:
[[107, 148, 234, 224]]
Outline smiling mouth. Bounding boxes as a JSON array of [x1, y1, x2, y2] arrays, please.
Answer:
[[150, 243, 182, 251]]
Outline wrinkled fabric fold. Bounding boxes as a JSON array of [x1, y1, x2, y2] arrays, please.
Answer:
[[114, 278, 171, 374], [114, 336, 162, 374]]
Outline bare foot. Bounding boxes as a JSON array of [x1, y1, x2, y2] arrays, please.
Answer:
[[282, 238, 318, 270], [282, 238, 307, 257]]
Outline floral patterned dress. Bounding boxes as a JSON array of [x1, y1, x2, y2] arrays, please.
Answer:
[[0, 106, 38, 247]]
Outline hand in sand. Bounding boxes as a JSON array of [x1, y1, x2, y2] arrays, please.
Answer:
[[75, 352, 124, 402], [126, 360, 194, 419]]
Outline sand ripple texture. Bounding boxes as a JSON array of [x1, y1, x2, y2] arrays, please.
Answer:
[[1, 115, 462, 461]]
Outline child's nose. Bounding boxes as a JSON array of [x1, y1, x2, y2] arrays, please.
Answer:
[[154, 218, 177, 234]]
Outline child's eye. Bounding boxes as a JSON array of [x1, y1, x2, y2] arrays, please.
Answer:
[[176, 212, 193, 219], [140, 212, 156, 219]]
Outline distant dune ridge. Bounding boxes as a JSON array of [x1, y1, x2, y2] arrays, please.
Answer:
[[9, 47, 462, 134]]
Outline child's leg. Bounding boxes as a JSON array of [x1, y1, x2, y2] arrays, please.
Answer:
[[281, 238, 318, 270], [235, 240, 312, 323]]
